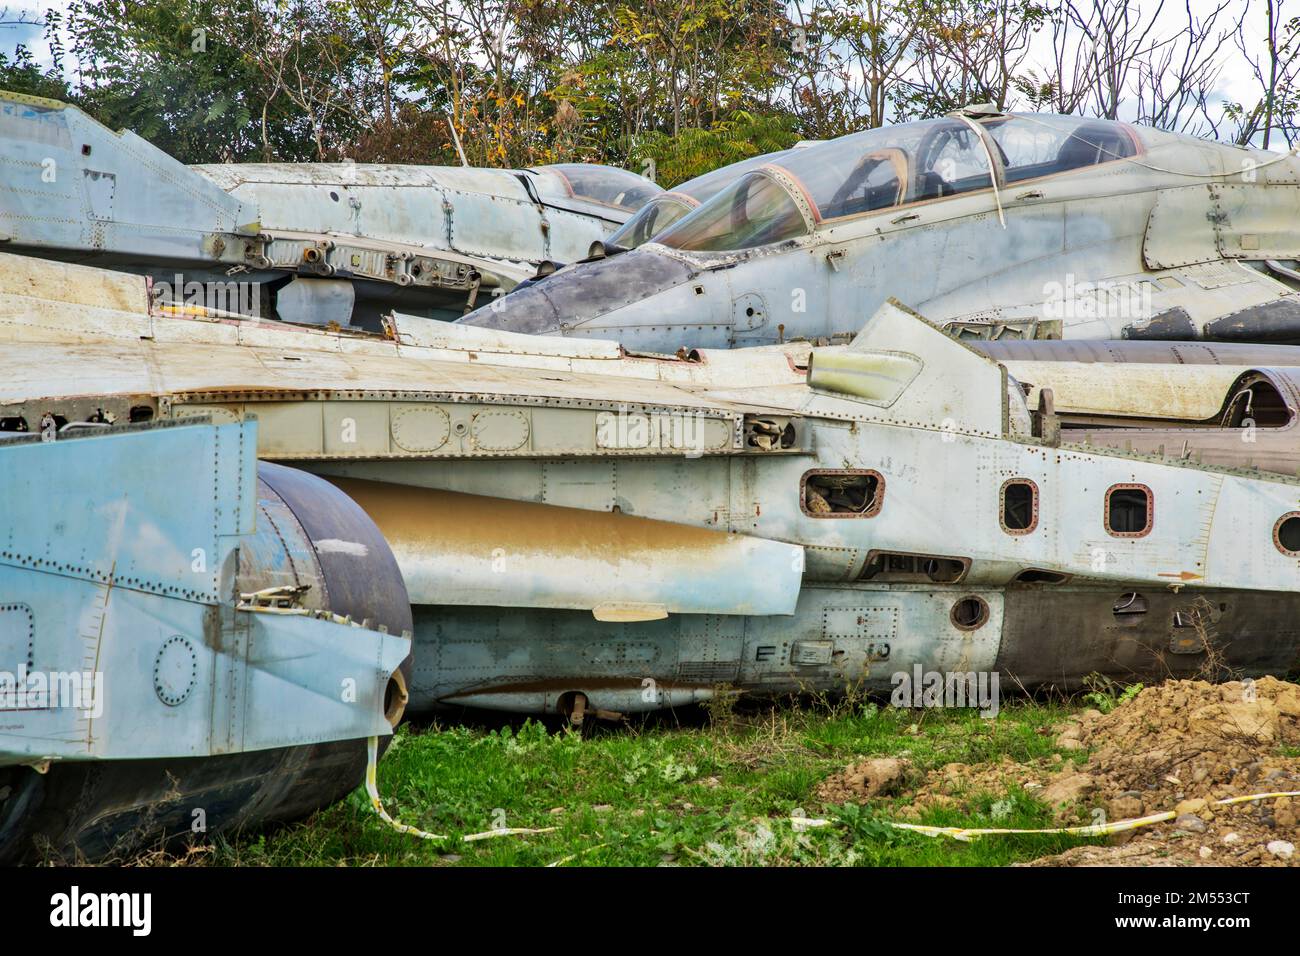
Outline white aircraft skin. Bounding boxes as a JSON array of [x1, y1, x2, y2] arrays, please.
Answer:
[[461, 109, 1300, 351]]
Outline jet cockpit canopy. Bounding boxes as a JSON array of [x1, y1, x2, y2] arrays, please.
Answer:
[[654, 114, 1140, 253], [606, 148, 800, 250], [528, 163, 662, 220]]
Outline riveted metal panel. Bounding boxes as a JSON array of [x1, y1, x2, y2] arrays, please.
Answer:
[[390, 404, 450, 452], [1143, 185, 1221, 269]]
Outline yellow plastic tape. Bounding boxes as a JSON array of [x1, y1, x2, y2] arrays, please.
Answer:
[[891, 790, 1300, 842], [365, 736, 447, 841], [363, 737, 556, 845]]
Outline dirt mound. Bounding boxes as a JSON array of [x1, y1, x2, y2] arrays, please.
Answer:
[[1057, 677, 1300, 817], [825, 678, 1300, 866], [1031, 677, 1300, 866], [815, 757, 913, 803]]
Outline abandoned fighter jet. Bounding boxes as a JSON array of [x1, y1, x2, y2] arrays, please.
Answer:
[[461, 108, 1300, 350], [6, 250, 1300, 733], [495, 146, 821, 295], [496, 141, 834, 299], [0, 415, 413, 862], [0, 89, 659, 329]]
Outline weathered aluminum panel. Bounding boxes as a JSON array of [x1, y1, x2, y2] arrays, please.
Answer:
[[1070, 367, 1300, 474], [190, 157, 649, 269], [389, 310, 623, 359], [0, 250, 816, 389], [0, 90, 659, 332], [0, 421, 409, 764], [408, 578, 1300, 715], [1142, 185, 1221, 269], [1213, 183, 1300, 259], [0, 331, 774, 424], [177, 399, 739, 461], [320, 378, 1300, 598], [0, 419, 252, 603], [808, 298, 1014, 438], [976, 338, 1300, 365], [0, 92, 256, 258], [406, 583, 1000, 713], [0, 239, 153, 341], [0, 573, 405, 762], [1001, 361, 1246, 422]]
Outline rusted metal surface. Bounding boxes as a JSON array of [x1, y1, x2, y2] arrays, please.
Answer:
[[327, 478, 802, 617]]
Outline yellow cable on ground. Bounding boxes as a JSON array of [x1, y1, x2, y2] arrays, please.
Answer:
[[890, 790, 1300, 842], [365, 736, 448, 841], [462, 827, 558, 842], [364, 737, 557, 845]]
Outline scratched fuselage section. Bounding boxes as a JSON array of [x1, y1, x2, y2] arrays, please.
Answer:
[[0, 420, 411, 861], [463, 110, 1300, 350], [0, 90, 659, 331]]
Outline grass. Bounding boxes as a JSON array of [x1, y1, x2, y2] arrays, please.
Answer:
[[205, 694, 1109, 867]]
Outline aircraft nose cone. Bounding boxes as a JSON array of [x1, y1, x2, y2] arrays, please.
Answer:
[[459, 247, 693, 335]]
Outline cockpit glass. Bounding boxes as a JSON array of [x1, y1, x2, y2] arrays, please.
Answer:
[[774, 118, 992, 219], [650, 114, 1136, 248], [655, 171, 810, 251], [682, 149, 796, 203], [984, 115, 1136, 182], [609, 149, 800, 249], [538, 164, 661, 211], [911, 121, 993, 198], [608, 195, 697, 248]]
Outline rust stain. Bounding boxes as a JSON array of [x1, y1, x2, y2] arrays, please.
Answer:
[[327, 478, 736, 563]]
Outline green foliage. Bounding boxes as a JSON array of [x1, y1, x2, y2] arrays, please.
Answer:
[[62, 0, 380, 162], [0, 44, 70, 101], [4, 0, 802, 168], [1081, 673, 1144, 715], [0, 11, 71, 101], [628, 110, 800, 187], [5, 0, 1267, 170]]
